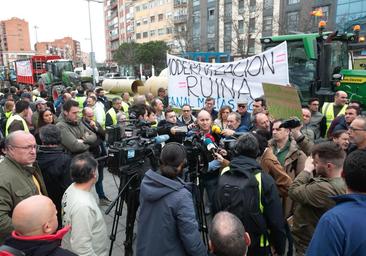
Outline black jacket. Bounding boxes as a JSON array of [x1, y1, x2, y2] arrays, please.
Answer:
[[157, 120, 185, 143], [4, 227, 77, 256], [36, 146, 72, 226], [223, 155, 286, 256]]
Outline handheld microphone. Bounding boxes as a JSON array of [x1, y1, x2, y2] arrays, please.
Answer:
[[205, 133, 216, 143], [153, 134, 170, 144], [211, 124, 222, 135], [203, 138, 218, 154]]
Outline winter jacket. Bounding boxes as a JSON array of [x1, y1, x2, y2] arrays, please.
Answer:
[[3, 226, 76, 256], [0, 157, 47, 243], [136, 170, 207, 256], [56, 114, 96, 154], [270, 138, 307, 217], [288, 171, 346, 255], [307, 194, 366, 256], [36, 146, 72, 226], [157, 120, 185, 143], [260, 147, 292, 198], [220, 155, 287, 256]]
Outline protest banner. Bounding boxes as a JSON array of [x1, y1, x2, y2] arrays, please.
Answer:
[[167, 42, 289, 110], [262, 83, 303, 120]]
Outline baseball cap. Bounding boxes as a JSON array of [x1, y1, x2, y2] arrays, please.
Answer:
[[237, 99, 248, 105], [35, 98, 47, 104]]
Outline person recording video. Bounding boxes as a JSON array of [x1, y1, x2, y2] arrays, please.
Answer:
[[136, 142, 207, 256], [157, 109, 186, 143]]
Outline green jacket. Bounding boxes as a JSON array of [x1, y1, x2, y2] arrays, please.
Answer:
[[56, 114, 97, 154], [288, 171, 346, 254], [0, 157, 48, 243]]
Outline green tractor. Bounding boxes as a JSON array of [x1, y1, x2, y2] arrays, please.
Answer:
[[38, 59, 82, 100], [260, 22, 366, 106]]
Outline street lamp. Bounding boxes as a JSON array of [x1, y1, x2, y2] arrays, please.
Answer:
[[85, 0, 103, 88]]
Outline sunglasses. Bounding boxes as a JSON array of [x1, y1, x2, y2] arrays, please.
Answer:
[[237, 104, 247, 108]]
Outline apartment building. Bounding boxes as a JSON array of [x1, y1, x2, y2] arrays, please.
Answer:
[[189, 0, 280, 57], [0, 17, 34, 66], [35, 37, 82, 66], [105, 0, 185, 65]]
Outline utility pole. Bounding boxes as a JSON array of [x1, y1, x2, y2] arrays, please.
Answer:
[[85, 0, 103, 88]]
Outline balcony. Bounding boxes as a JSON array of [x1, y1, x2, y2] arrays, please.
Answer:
[[174, 0, 187, 8], [173, 15, 187, 24]]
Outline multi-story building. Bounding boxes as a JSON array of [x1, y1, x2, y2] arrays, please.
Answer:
[[279, 0, 336, 34], [188, 0, 280, 57], [35, 37, 82, 66], [104, 0, 184, 65], [336, 0, 366, 33], [0, 17, 34, 66]]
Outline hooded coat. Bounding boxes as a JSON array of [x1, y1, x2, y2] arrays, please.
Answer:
[[136, 170, 207, 256]]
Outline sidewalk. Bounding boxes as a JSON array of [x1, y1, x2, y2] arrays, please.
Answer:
[[93, 169, 129, 256]]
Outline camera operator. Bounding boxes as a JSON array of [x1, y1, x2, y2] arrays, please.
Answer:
[[136, 142, 207, 256], [157, 109, 186, 143]]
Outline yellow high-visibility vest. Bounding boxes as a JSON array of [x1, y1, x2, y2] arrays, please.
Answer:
[[5, 114, 29, 136]]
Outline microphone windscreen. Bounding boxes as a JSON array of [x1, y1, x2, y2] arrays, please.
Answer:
[[203, 138, 213, 146], [211, 125, 222, 134], [154, 134, 170, 144], [205, 133, 216, 143]]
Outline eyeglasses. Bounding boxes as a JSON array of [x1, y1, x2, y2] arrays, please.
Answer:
[[348, 126, 366, 132], [182, 110, 190, 112], [237, 104, 247, 108], [9, 144, 38, 151]]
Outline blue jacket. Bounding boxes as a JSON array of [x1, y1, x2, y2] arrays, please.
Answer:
[[239, 111, 251, 131], [307, 194, 366, 256], [136, 170, 207, 256]]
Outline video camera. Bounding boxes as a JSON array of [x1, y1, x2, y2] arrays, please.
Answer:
[[106, 119, 167, 174], [279, 117, 302, 129]]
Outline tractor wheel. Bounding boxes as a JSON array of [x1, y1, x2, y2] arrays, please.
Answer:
[[82, 82, 93, 91]]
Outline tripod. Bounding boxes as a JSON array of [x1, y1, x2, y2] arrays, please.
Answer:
[[185, 142, 210, 246], [105, 161, 143, 256]]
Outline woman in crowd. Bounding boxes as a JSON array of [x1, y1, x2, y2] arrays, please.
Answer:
[[214, 105, 232, 129], [136, 142, 207, 256], [331, 129, 349, 151], [35, 108, 55, 144]]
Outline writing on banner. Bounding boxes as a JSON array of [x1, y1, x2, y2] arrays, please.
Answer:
[[167, 42, 289, 110], [15, 60, 32, 77]]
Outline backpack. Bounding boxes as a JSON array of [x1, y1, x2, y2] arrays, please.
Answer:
[[213, 167, 269, 248]]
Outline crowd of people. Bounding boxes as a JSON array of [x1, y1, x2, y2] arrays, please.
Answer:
[[0, 84, 365, 256]]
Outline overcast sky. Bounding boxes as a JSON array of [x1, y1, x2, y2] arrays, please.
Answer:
[[1, 0, 106, 62]]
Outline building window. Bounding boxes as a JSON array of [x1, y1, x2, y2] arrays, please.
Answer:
[[238, 20, 244, 33], [264, 0, 273, 9], [158, 28, 165, 35], [136, 33, 141, 39], [238, 39, 244, 51], [151, 16, 155, 23], [288, 0, 300, 5], [158, 14, 164, 21], [287, 11, 299, 31], [143, 18, 148, 25], [135, 5, 140, 12], [249, 17, 256, 32], [224, 41, 231, 52], [248, 38, 255, 54], [208, 8, 215, 20], [249, 0, 256, 12], [263, 16, 273, 32], [143, 32, 148, 38], [150, 30, 155, 36], [136, 21, 141, 26], [238, 0, 244, 12], [167, 27, 173, 34]]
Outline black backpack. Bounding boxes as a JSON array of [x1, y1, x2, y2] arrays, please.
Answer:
[[213, 168, 269, 247]]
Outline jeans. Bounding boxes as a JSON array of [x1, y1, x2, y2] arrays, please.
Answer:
[[95, 162, 105, 199]]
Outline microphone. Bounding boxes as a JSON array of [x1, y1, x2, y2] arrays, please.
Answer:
[[211, 124, 222, 135], [203, 138, 218, 154], [137, 120, 157, 127], [205, 133, 216, 143], [152, 134, 170, 144]]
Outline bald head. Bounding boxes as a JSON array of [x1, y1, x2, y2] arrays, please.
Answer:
[[12, 195, 58, 236], [210, 211, 249, 256], [197, 109, 212, 133], [5, 131, 37, 166], [335, 91, 348, 106]]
